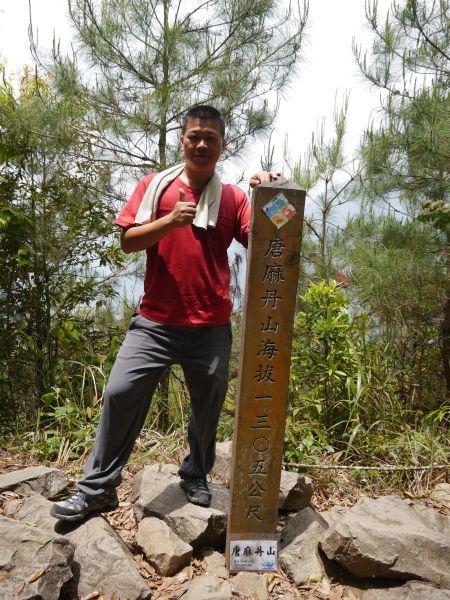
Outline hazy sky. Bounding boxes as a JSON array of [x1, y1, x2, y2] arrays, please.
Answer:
[[0, 0, 392, 178]]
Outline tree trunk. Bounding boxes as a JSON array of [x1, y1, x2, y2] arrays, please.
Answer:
[[439, 234, 450, 398]]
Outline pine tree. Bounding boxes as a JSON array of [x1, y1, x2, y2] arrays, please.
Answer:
[[354, 0, 450, 391], [284, 95, 359, 281], [40, 0, 308, 173]]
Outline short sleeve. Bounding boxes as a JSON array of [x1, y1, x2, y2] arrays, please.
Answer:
[[115, 173, 156, 228], [233, 189, 251, 248]]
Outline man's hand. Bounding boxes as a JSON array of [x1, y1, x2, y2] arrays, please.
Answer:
[[170, 188, 197, 227], [249, 171, 282, 189]]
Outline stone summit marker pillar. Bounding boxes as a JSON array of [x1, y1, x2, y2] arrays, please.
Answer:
[[226, 181, 305, 573]]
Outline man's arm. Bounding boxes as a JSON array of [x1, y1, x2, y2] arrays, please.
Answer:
[[120, 188, 196, 254]]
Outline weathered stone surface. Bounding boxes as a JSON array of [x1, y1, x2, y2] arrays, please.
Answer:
[[412, 503, 450, 535], [211, 445, 315, 512], [131, 463, 183, 517], [202, 548, 228, 579], [4, 494, 151, 600], [281, 506, 328, 547], [0, 515, 74, 600], [133, 464, 229, 549], [432, 483, 450, 507], [278, 470, 314, 511], [321, 496, 450, 587], [279, 507, 331, 585], [210, 440, 233, 487], [137, 516, 193, 576], [0, 466, 68, 499], [176, 574, 232, 600], [351, 581, 450, 599], [320, 506, 346, 528], [231, 572, 268, 600], [131, 463, 180, 498]]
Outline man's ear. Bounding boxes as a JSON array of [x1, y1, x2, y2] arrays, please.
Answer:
[[222, 138, 227, 153]]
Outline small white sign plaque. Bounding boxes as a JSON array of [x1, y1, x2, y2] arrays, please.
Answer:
[[229, 538, 279, 572]]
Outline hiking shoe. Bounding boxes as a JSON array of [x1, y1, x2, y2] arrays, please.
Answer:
[[180, 477, 212, 507], [50, 489, 119, 522]]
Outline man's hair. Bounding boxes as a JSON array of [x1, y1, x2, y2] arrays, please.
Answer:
[[182, 105, 226, 138]]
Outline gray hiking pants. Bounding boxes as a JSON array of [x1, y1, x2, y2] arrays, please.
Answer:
[[78, 314, 232, 496]]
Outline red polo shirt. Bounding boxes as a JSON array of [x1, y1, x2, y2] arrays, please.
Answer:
[[115, 174, 250, 326]]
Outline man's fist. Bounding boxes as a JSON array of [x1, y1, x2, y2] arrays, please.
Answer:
[[249, 171, 282, 188], [170, 188, 197, 227]]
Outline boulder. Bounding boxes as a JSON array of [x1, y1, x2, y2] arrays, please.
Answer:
[[4, 494, 151, 600], [0, 466, 68, 499], [278, 470, 314, 511], [211, 440, 233, 487], [132, 464, 229, 549], [136, 516, 193, 576], [210, 445, 315, 512], [432, 483, 450, 507], [281, 506, 328, 547], [351, 581, 450, 599], [321, 496, 450, 587], [231, 571, 268, 599], [412, 503, 450, 535], [0, 515, 74, 600], [131, 463, 181, 505], [202, 548, 229, 579], [176, 574, 232, 600], [279, 507, 333, 585]]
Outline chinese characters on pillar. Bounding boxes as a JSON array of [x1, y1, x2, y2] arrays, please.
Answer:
[[229, 539, 278, 572], [245, 238, 286, 524]]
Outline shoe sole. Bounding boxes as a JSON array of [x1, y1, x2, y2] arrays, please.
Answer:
[[50, 501, 119, 522], [179, 480, 211, 508]]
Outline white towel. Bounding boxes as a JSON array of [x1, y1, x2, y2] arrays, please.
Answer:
[[134, 163, 222, 229]]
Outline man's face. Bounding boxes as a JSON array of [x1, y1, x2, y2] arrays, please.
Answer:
[[180, 118, 225, 174]]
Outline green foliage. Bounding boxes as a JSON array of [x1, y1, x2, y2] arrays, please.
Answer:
[[19, 386, 101, 464], [0, 66, 125, 432], [290, 281, 366, 443], [284, 95, 359, 281], [45, 0, 308, 172], [285, 278, 449, 471], [354, 0, 450, 395]]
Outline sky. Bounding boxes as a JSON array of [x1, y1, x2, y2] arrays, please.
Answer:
[[0, 0, 392, 176], [0, 0, 393, 302]]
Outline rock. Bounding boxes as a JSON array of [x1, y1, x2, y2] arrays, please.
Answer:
[[231, 571, 268, 599], [281, 506, 328, 547], [131, 462, 180, 502], [4, 494, 151, 599], [279, 507, 332, 585], [136, 516, 193, 576], [176, 574, 232, 600], [320, 506, 346, 528], [0, 515, 74, 600], [0, 466, 68, 499], [210, 446, 315, 512], [321, 496, 450, 587], [211, 440, 233, 487], [412, 503, 450, 535], [202, 548, 229, 579], [278, 470, 314, 511], [432, 483, 450, 507], [350, 581, 450, 599], [133, 464, 229, 549]]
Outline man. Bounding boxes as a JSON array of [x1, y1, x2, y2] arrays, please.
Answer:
[[51, 105, 278, 521]]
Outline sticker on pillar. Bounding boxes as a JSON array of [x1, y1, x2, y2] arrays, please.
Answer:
[[229, 537, 279, 572], [262, 192, 297, 229]]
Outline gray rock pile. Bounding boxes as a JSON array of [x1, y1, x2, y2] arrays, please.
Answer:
[[0, 459, 449, 600]]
